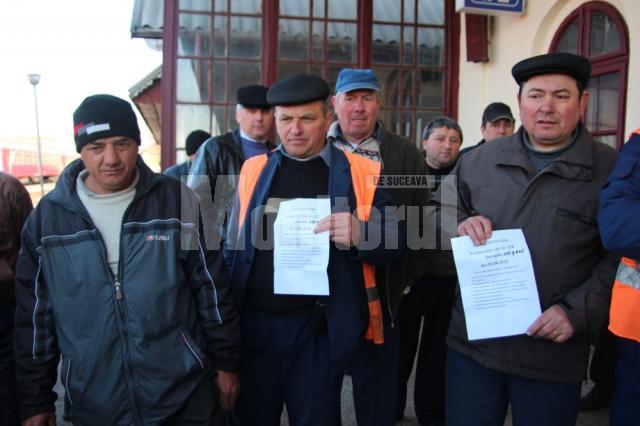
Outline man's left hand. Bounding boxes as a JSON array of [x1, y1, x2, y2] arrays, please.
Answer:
[[526, 304, 574, 343], [215, 370, 240, 411], [314, 212, 360, 246]]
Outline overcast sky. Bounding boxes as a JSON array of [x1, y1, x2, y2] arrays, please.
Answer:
[[0, 1, 162, 152]]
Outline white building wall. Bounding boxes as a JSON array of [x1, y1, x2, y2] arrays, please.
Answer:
[[457, 0, 639, 147]]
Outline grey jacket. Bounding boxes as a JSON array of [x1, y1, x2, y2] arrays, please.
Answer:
[[14, 158, 239, 424], [432, 124, 619, 382]]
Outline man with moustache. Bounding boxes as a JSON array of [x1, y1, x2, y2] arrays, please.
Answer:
[[433, 53, 619, 425], [224, 74, 404, 425]]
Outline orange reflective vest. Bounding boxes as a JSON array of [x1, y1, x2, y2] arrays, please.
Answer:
[[609, 257, 640, 343], [236, 150, 385, 344]]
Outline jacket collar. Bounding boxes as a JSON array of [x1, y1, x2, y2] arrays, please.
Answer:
[[496, 123, 595, 181]]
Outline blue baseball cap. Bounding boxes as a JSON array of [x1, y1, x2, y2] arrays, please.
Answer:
[[335, 68, 381, 94]]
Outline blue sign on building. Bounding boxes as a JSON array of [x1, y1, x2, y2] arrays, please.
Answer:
[[456, 0, 526, 15]]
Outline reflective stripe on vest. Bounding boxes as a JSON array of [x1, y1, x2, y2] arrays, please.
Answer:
[[236, 150, 385, 344], [609, 257, 640, 343]]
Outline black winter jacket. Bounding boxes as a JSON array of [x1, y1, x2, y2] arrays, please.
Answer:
[[14, 158, 240, 424], [377, 128, 431, 323], [187, 130, 275, 249]]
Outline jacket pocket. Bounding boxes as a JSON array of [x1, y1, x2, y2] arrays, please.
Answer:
[[555, 207, 597, 226], [180, 331, 209, 371]]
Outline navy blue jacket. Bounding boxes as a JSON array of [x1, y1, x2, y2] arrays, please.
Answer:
[[599, 130, 640, 259], [224, 146, 405, 373], [14, 157, 240, 424]]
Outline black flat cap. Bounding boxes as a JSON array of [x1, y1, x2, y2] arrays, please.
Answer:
[[237, 84, 271, 109], [512, 52, 591, 89], [267, 74, 330, 106]]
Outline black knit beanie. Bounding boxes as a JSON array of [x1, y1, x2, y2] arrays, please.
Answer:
[[185, 130, 211, 156], [73, 94, 141, 153]]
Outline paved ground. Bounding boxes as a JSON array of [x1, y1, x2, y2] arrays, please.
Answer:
[[54, 362, 609, 425]]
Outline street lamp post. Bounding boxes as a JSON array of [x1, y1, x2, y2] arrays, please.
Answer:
[[27, 73, 45, 197]]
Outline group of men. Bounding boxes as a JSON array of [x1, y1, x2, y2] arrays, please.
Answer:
[[1, 50, 636, 426]]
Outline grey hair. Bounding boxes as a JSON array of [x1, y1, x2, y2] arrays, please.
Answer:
[[422, 116, 463, 144]]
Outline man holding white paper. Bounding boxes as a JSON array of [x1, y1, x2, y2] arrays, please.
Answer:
[[224, 74, 404, 426], [432, 53, 619, 426]]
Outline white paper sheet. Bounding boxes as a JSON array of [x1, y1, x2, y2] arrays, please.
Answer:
[[273, 198, 331, 295], [451, 229, 541, 340]]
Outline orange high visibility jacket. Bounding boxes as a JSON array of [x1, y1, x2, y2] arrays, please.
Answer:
[[609, 257, 640, 343], [235, 150, 385, 344]]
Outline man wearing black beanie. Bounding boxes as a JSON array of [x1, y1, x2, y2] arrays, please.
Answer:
[[164, 129, 212, 180], [14, 94, 240, 425]]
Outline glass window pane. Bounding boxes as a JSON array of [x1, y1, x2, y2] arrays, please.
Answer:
[[418, 0, 444, 25], [231, 0, 261, 14], [417, 28, 444, 67], [417, 70, 444, 108], [212, 63, 227, 102], [227, 105, 238, 132], [373, 25, 401, 64], [555, 19, 579, 54], [214, 16, 227, 57], [230, 17, 262, 58], [586, 73, 619, 132], [403, 27, 414, 64], [176, 104, 212, 147], [374, 0, 400, 22], [279, 19, 310, 60], [212, 106, 227, 135], [590, 12, 621, 57], [314, 0, 325, 18], [214, 0, 228, 12], [373, 67, 400, 107], [402, 111, 414, 140], [404, 0, 414, 23], [403, 71, 414, 107], [179, 13, 212, 57], [379, 109, 401, 135], [312, 22, 325, 61], [175, 149, 188, 164], [328, 0, 356, 20], [327, 23, 357, 63], [180, 0, 212, 12], [228, 61, 261, 102], [277, 62, 309, 80], [177, 58, 210, 102], [280, 0, 309, 16]]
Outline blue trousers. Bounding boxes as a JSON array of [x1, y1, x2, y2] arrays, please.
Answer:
[[446, 349, 581, 426], [348, 319, 399, 426], [236, 308, 340, 426], [610, 337, 640, 426], [0, 304, 19, 426]]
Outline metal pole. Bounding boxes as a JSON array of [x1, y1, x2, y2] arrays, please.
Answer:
[[29, 78, 45, 197]]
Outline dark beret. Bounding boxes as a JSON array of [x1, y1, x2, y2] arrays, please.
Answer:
[[512, 52, 591, 89], [185, 130, 211, 156], [267, 74, 330, 106], [237, 85, 271, 109]]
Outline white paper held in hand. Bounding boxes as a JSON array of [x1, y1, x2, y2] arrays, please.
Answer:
[[273, 198, 331, 295], [451, 229, 541, 340]]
